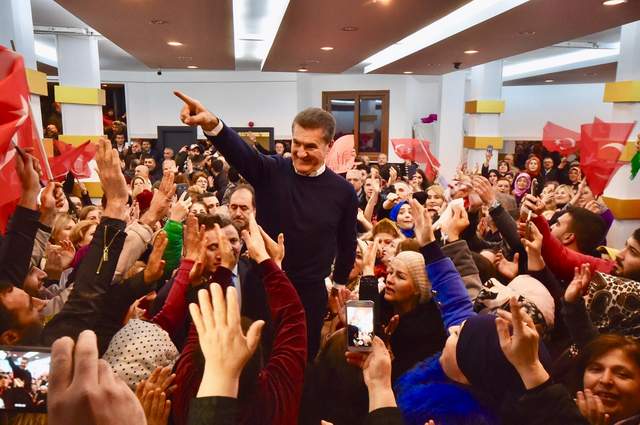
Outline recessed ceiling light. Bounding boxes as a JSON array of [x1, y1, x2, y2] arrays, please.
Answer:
[[603, 0, 626, 5], [403, 71, 413, 74], [150, 19, 168, 25], [518, 30, 536, 36], [341, 26, 359, 32], [187, 65, 199, 69], [297, 67, 308, 72], [167, 41, 183, 46], [464, 49, 479, 54], [320, 46, 334, 51], [544, 79, 554, 83]]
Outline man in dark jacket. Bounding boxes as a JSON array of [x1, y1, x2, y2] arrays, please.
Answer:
[[176, 91, 358, 359]]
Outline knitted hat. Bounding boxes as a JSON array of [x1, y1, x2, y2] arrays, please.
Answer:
[[509, 275, 555, 328], [102, 319, 179, 389], [456, 314, 551, 409], [393, 250, 430, 303], [136, 189, 153, 214]]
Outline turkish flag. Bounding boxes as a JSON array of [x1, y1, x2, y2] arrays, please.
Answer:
[[391, 138, 440, 181], [542, 122, 581, 156], [0, 46, 51, 232], [580, 117, 635, 197], [50, 140, 97, 180]]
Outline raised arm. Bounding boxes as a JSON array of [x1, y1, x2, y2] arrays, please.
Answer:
[[174, 91, 278, 185]]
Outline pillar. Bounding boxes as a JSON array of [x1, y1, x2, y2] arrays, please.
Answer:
[[436, 70, 466, 182], [0, 0, 46, 137], [55, 34, 105, 197], [602, 21, 640, 249], [464, 60, 505, 173]]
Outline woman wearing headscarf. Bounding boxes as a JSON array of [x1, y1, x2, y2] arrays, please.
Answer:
[[389, 201, 415, 238], [512, 172, 532, 207]]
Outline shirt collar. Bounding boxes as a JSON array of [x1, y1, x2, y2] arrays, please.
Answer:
[[294, 163, 326, 177]]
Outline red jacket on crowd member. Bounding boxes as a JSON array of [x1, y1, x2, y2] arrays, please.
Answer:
[[532, 215, 615, 283], [172, 259, 307, 425]]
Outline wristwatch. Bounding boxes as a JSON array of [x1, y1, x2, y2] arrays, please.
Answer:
[[488, 199, 501, 212]]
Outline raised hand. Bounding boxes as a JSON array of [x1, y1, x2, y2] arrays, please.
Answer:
[[388, 166, 398, 184], [241, 213, 270, 264], [441, 204, 470, 242], [144, 231, 168, 284], [496, 297, 549, 389], [576, 389, 611, 425], [15, 147, 41, 210], [410, 198, 435, 247], [584, 200, 604, 215], [135, 366, 176, 400], [363, 239, 381, 276], [140, 389, 171, 425], [472, 175, 496, 206], [494, 251, 520, 281], [49, 331, 146, 425], [565, 263, 592, 303], [40, 182, 64, 226], [141, 171, 176, 227], [183, 214, 207, 284], [521, 222, 545, 271], [259, 226, 285, 268], [95, 137, 128, 220], [189, 284, 265, 397], [169, 191, 192, 222], [345, 336, 397, 412], [521, 194, 545, 217], [174, 91, 220, 132]]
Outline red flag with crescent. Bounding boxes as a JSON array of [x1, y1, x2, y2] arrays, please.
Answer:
[[580, 117, 635, 197], [542, 122, 581, 156]]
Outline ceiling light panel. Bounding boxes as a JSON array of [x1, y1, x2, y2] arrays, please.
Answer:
[[502, 43, 620, 80], [232, 0, 290, 67], [363, 0, 530, 73]]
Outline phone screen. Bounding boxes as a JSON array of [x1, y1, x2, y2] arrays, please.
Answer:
[[346, 301, 374, 352], [0, 347, 51, 412]]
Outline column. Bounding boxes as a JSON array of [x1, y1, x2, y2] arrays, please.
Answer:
[[464, 60, 505, 173], [0, 0, 47, 137], [55, 34, 105, 197], [436, 70, 466, 182], [601, 21, 640, 249]]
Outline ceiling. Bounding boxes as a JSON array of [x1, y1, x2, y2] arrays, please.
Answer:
[[370, 0, 640, 74], [26, 0, 640, 85], [53, 0, 235, 70], [262, 0, 469, 73], [503, 62, 617, 85]]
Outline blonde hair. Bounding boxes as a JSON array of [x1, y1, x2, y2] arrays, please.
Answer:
[[70, 220, 97, 247], [51, 213, 76, 244], [426, 184, 445, 199]]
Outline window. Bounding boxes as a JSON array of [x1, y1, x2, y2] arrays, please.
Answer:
[[322, 90, 389, 157]]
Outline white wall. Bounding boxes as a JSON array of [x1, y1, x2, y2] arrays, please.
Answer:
[[501, 83, 612, 141], [101, 70, 298, 139], [100, 70, 442, 160]]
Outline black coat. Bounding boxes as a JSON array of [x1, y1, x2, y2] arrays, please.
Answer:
[[380, 297, 447, 381]]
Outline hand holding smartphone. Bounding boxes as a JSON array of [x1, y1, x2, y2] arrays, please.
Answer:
[[346, 300, 375, 352]]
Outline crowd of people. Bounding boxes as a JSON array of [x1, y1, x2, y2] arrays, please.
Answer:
[[0, 90, 638, 425]]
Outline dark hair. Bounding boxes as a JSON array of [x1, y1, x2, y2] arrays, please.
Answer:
[[78, 205, 99, 221], [292, 107, 336, 144], [140, 153, 155, 163], [572, 334, 640, 392], [413, 169, 430, 190], [229, 184, 256, 208], [633, 228, 640, 244], [565, 207, 608, 254], [212, 159, 224, 173], [197, 213, 235, 231], [0, 281, 17, 335], [228, 167, 241, 184], [488, 169, 498, 177], [472, 252, 499, 284]]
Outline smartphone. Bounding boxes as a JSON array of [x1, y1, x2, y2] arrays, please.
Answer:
[[346, 300, 375, 352], [0, 346, 51, 412], [175, 183, 188, 199], [530, 178, 538, 196], [486, 145, 494, 155]]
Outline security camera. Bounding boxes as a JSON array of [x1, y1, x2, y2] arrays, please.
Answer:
[[453, 62, 462, 70], [157, 69, 162, 76]]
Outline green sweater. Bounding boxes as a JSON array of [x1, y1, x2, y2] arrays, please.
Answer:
[[163, 219, 183, 275]]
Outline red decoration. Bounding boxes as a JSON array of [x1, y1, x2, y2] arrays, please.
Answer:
[[391, 138, 440, 182], [326, 135, 356, 174], [542, 122, 581, 156], [248, 121, 254, 128]]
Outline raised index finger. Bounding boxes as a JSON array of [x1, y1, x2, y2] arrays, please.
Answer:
[[71, 330, 99, 386], [174, 91, 197, 111], [50, 336, 74, 394]]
